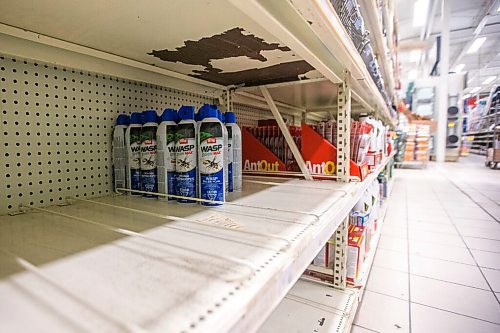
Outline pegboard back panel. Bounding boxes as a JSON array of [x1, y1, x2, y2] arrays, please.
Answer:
[[0, 54, 216, 215], [233, 102, 297, 127]]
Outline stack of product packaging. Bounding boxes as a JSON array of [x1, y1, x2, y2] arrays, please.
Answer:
[[346, 179, 381, 285], [308, 178, 383, 285], [403, 123, 430, 162], [312, 117, 386, 169], [243, 121, 301, 171], [403, 124, 417, 161], [415, 124, 431, 161]]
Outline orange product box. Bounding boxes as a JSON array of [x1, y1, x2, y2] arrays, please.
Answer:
[[347, 225, 366, 283]]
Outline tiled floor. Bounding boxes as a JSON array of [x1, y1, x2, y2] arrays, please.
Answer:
[[352, 155, 500, 333]]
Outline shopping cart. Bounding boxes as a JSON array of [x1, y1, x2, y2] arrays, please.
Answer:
[[485, 127, 500, 169]]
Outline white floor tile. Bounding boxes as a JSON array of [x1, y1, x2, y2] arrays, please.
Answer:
[[407, 215, 452, 224], [372, 248, 408, 272], [408, 222, 457, 234], [381, 226, 408, 239], [409, 255, 490, 289], [455, 224, 500, 241], [408, 229, 466, 247], [463, 237, 500, 252], [445, 206, 495, 221], [482, 268, 500, 293], [353, 291, 409, 333], [409, 239, 476, 265], [411, 303, 500, 333], [378, 235, 408, 252], [472, 250, 500, 270], [366, 266, 409, 300], [350, 324, 379, 333], [410, 275, 500, 324]]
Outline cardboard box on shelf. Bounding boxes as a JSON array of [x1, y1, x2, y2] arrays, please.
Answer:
[[347, 225, 366, 283], [312, 239, 335, 268]]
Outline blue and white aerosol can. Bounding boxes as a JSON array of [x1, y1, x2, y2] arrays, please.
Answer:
[[156, 108, 177, 201], [140, 110, 158, 198], [175, 106, 198, 203], [113, 114, 130, 191], [225, 112, 242, 192], [125, 112, 142, 195], [198, 107, 226, 206]]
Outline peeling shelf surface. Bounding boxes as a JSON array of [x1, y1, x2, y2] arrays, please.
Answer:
[[0, 155, 393, 333]]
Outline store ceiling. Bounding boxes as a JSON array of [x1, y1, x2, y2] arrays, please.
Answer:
[[397, 0, 500, 95]]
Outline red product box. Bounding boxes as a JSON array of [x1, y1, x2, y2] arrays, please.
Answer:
[[366, 152, 382, 170], [347, 225, 366, 283]]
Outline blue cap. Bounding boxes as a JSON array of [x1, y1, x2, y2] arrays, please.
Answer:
[[173, 110, 181, 123], [160, 108, 176, 122], [195, 111, 202, 122], [116, 114, 130, 126], [130, 112, 142, 125], [142, 110, 158, 124], [178, 105, 195, 120], [225, 112, 236, 123], [198, 104, 214, 120], [220, 113, 225, 123]]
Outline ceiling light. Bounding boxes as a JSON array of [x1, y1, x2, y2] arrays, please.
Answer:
[[408, 69, 418, 80], [454, 64, 465, 73], [482, 76, 497, 85], [413, 0, 429, 27], [470, 87, 481, 94], [467, 37, 486, 54], [462, 94, 471, 99], [410, 50, 422, 62], [497, 5, 500, 11]]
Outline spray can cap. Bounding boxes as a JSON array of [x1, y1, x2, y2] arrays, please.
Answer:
[[130, 112, 143, 125], [198, 104, 218, 120], [116, 114, 130, 126], [142, 110, 158, 123], [178, 105, 195, 120], [225, 112, 236, 124], [160, 108, 176, 122]]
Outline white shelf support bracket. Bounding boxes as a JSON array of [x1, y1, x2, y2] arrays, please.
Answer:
[[260, 86, 313, 181], [336, 71, 351, 183], [333, 216, 348, 289]]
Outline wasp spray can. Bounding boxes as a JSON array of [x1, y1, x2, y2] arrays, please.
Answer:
[[225, 111, 242, 192], [112, 114, 130, 191], [157, 108, 177, 201], [175, 106, 197, 203], [198, 106, 225, 206], [140, 110, 159, 198], [125, 112, 142, 195]]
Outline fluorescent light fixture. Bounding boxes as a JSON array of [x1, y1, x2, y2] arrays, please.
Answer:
[[482, 76, 497, 85], [454, 64, 465, 73], [470, 87, 481, 94], [497, 5, 500, 11], [410, 50, 422, 62], [408, 69, 418, 80], [467, 37, 486, 54], [413, 0, 429, 27], [462, 94, 471, 99]]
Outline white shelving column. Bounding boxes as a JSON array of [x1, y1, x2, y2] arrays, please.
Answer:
[[333, 71, 352, 289]]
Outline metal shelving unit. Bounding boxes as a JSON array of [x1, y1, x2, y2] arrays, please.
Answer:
[[0, 0, 397, 332]]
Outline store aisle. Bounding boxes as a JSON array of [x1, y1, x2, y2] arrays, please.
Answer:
[[352, 155, 500, 333]]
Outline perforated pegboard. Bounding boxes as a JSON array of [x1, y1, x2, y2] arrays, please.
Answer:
[[0, 54, 216, 215], [233, 102, 297, 127]]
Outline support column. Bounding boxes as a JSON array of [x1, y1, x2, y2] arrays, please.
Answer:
[[260, 86, 313, 180], [436, 0, 450, 162], [336, 71, 351, 182]]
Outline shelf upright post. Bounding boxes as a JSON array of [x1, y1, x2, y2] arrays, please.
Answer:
[[336, 71, 351, 182], [260, 86, 313, 180], [333, 71, 351, 289]]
